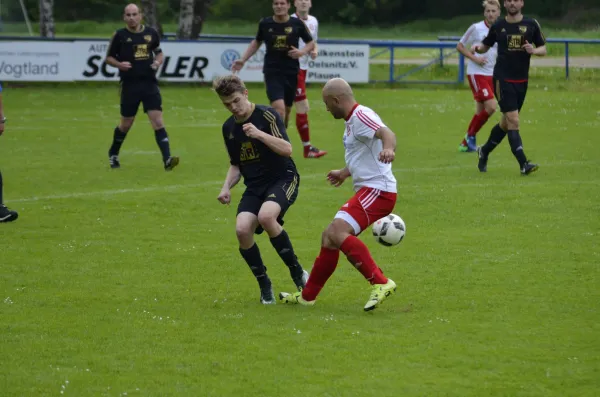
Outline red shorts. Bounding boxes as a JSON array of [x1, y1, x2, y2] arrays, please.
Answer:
[[335, 187, 397, 235], [467, 74, 494, 102], [295, 69, 307, 102]]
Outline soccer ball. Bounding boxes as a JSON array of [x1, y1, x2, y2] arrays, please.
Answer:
[[372, 214, 406, 246]]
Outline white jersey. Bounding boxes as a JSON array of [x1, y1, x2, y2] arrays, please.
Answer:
[[459, 20, 497, 76], [343, 104, 397, 193], [291, 13, 318, 71]]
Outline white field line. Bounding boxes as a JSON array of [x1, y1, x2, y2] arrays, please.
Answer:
[[11, 160, 598, 203]]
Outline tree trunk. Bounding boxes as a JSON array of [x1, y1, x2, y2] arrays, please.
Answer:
[[178, 0, 194, 39], [39, 0, 55, 38], [191, 0, 210, 38], [141, 0, 163, 37]]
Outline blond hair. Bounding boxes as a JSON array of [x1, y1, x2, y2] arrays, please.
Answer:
[[482, 0, 501, 9], [212, 75, 247, 96]]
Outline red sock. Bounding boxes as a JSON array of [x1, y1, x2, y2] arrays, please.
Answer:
[[339, 236, 387, 285], [467, 109, 491, 137], [302, 247, 340, 301], [296, 112, 310, 144]]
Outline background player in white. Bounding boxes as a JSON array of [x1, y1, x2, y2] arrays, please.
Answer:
[[279, 78, 398, 311], [456, 0, 500, 152], [292, 0, 327, 158]]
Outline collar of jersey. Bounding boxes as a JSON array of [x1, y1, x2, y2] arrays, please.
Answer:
[[126, 24, 145, 33], [345, 103, 360, 121]]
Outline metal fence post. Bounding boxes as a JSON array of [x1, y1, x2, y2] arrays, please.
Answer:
[[565, 42, 570, 79]]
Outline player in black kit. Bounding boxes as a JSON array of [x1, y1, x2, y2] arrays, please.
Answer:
[[214, 75, 308, 305], [105, 3, 179, 171], [231, 0, 314, 129], [473, 0, 546, 175]]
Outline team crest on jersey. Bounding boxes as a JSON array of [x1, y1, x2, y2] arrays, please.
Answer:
[[285, 27, 293, 34], [519, 26, 527, 33], [144, 35, 152, 43]]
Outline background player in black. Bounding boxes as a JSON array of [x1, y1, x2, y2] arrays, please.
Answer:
[[214, 75, 308, 305], [231, 0, 314, 129], [472, 0, 546, 175], [0, 83, 18, 223], [105, 3, 179, 171]]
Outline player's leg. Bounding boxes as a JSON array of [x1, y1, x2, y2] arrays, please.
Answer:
[[265, 74, 286, 122], [236, 191, 275, 304], [144, 84, 179, 171], [294, 70, 327, 158], [505, 83, 537, 175], [109, 83, 139, 168], [461, 75, 481, 152], [281, 188, 397, 310], [477, 79, 510, 172], [0, 170, 18, 223], [466, 76, 497, 151], [258, 172, 308, 291]]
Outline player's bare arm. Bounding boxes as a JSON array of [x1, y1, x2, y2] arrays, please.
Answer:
[[288, 40, 315, 59], [218, 165, 242, 204], [151, 50, 164, 70], [310, 42, 318, 60], [105, 56, 131, 71], [457, 42, 487, 66], [375, 127, 396, 164], [472, 43, 491, 54], [242, 123, 293, 157], [232, 40, 262, 72], [523, 41, 547, 56], [326, 167, 351, 187]]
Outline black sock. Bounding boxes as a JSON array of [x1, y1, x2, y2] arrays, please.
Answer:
[[0, 170, 3, 204], [154, 128, 171, 162], [270, 229, 303, 279], [239, 244, 271, 289], [481, 124, 507, 156], [507, 130, 528, 167], [109, 127, 127, 156]]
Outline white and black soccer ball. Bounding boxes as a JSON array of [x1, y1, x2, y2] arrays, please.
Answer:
[[372, 214, 406, 246]]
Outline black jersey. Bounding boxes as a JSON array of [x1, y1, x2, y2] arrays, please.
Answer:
[[223, 105, 298, 189], [106, 25, 162, 82], [255, 16, 313, 75], [482, 16, 546, 81]]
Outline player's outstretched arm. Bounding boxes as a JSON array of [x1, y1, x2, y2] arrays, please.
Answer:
[[375, 127, 396, 164], [218, 165, 241, 205], [327, 167, 351, 187], [457, 42, 487, 66], [523, 41, 547, 56], [232, 40, 262, 72]]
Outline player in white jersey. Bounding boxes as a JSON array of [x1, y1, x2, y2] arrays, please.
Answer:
[[280, 78, 398, 311], [456, 0, 501, 152], [291, 0, 327, 158]]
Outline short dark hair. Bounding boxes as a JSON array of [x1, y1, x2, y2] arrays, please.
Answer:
[[212, 75, 247, 96]]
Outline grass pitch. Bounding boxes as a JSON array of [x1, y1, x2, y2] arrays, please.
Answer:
[[1, 83, 599, 396]]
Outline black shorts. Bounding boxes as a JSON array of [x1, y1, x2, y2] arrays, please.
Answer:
[[120, 80, 162, 118], [494, 79, 528, 113], [264, 73, 298, 107], [237, 170, 300, 234]]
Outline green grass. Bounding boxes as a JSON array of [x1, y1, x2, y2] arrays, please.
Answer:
[[1, 83, 599, 395]]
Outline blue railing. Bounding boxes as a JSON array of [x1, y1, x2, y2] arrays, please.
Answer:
[[438, 36, 600, 79]]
